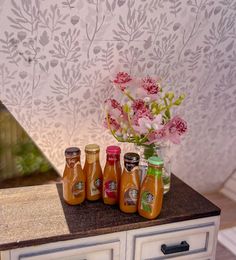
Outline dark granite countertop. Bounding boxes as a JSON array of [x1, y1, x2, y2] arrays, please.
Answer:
[[0, 174, 220, 251]]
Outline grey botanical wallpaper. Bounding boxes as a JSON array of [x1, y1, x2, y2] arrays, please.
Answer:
[[0, 0, 236, 192]]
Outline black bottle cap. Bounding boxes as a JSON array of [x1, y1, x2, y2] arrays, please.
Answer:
[[65, 147, 81, 157], [124, 152, 140, 163]]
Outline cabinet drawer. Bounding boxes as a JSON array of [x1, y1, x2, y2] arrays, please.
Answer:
[[19, 241, 119, 260], [136, 225, 214, 259], [127, 217, 219, 260], [9, 232, 126, 260]]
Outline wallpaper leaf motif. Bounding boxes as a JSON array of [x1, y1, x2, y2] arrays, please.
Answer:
[[169, 0, 182, 17], [51, 62, 82, 96], [85, 0, 106, 58], [101, 42, 114, 73], [144, 13, 173, 43], [177, 0, 213, 61], [0, 32, 21, 67], [39, 4, 69, 39], [149, 34, 177, 67], [186, 46, 202, 72], [113, 0, 146, 43], [50, 29, 81, 62], [8, 0, 39, 34], [62, 0, 76, 10], [119, 46, 145, 74], [0, 64, 17, 94], [0, 0, 235, 192]]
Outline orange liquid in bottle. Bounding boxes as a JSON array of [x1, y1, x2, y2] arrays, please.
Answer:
[[62, 147, 85, 205], [83, 144, 103, 201], [138, 156, 164, 219], [120, 153, 140, 213], [103, 146, 121, 205]]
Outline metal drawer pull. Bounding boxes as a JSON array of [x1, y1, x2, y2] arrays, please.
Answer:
[[161, 241, 190, 255]]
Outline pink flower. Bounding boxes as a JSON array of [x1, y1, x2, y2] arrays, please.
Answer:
[[165, 116, 187, 144], [105, 98, 123, 117], [112, 72, 132, 91], [133, 115, 162, 135], [104, 114, 120, 131], [131, 99, 146, 112], [146, 116, 187, 144], [137, 76, 160, 100], [147, 127, 167, 144], [132, 107, 153, 126]]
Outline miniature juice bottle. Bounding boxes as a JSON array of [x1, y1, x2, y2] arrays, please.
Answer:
[[83, 144, 103, 201], [138, 156, 164, 219], [62, 147, 85, 205], [120, 152, 140, 213], [103, 146, 121, 205]]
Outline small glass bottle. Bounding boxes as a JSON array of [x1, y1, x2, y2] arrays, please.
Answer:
[[83, 144, 103, 201], [120, 152, 140, 213], [138, 156, 164, 219], [103, 146, 121, 205], [62, 147, 85, 205]]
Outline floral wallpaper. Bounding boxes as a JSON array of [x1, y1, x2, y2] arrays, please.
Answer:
[[0, 0, 235, 192]]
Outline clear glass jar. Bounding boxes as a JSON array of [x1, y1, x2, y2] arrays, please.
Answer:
[[134, 143, 171, 194]]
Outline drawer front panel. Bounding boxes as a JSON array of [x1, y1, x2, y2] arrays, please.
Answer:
[[19, 242, 118, 260], [136, 225, 215, 259], [10, 232, 126, 260], [126, 217, 219, 260]]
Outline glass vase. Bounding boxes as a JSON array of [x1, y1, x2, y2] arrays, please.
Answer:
[[134, 143, 171, 194]]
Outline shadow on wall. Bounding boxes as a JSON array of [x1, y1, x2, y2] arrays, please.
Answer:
[[0, 101, 60, 188]]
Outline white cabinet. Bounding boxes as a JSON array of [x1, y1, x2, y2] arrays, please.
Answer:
[[1, 216, 219, 260]]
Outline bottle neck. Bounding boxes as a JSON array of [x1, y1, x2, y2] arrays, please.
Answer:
[[106, 153, 120, 165], [65, 156, 81, 169], [124, 160, 139, 172], [85, 152, 100, 164], [147, 166, 162, 177]]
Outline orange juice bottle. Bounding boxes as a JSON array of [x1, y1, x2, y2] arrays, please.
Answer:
[[120, 152, 140, 213], [138, 156, 164, 219], [103, 146, 121, 205], [83, 144, 103, 201], [62, 147, 85, 205]]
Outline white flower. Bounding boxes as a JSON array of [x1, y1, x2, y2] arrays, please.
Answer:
[[133, 114, 162, 135], [152, 123, 160, 130], [127, 100, 132, 107], [144, 97, 151, 103], [144, 122, 152, 129]]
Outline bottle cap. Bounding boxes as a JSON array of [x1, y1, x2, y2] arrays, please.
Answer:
[[85, 144, 100, 152], [124, 152, 140, 163], [148, 156, 163, 166], [106, 145, 121, 155], [65, 147, 81, 157]]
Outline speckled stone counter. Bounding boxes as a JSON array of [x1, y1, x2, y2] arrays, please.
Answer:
[[0, 174, 220, 251]]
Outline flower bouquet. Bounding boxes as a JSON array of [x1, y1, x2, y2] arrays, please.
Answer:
[[104, 72, 187, 192]]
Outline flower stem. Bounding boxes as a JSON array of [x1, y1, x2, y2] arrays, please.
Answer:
[[106, 113, 138, 143], [106, 113, 123, 142], [163, 97, 171, 119], [127, 112, 137, 139], [137, 143, 156, 160], [124, 90, 135, 101]]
